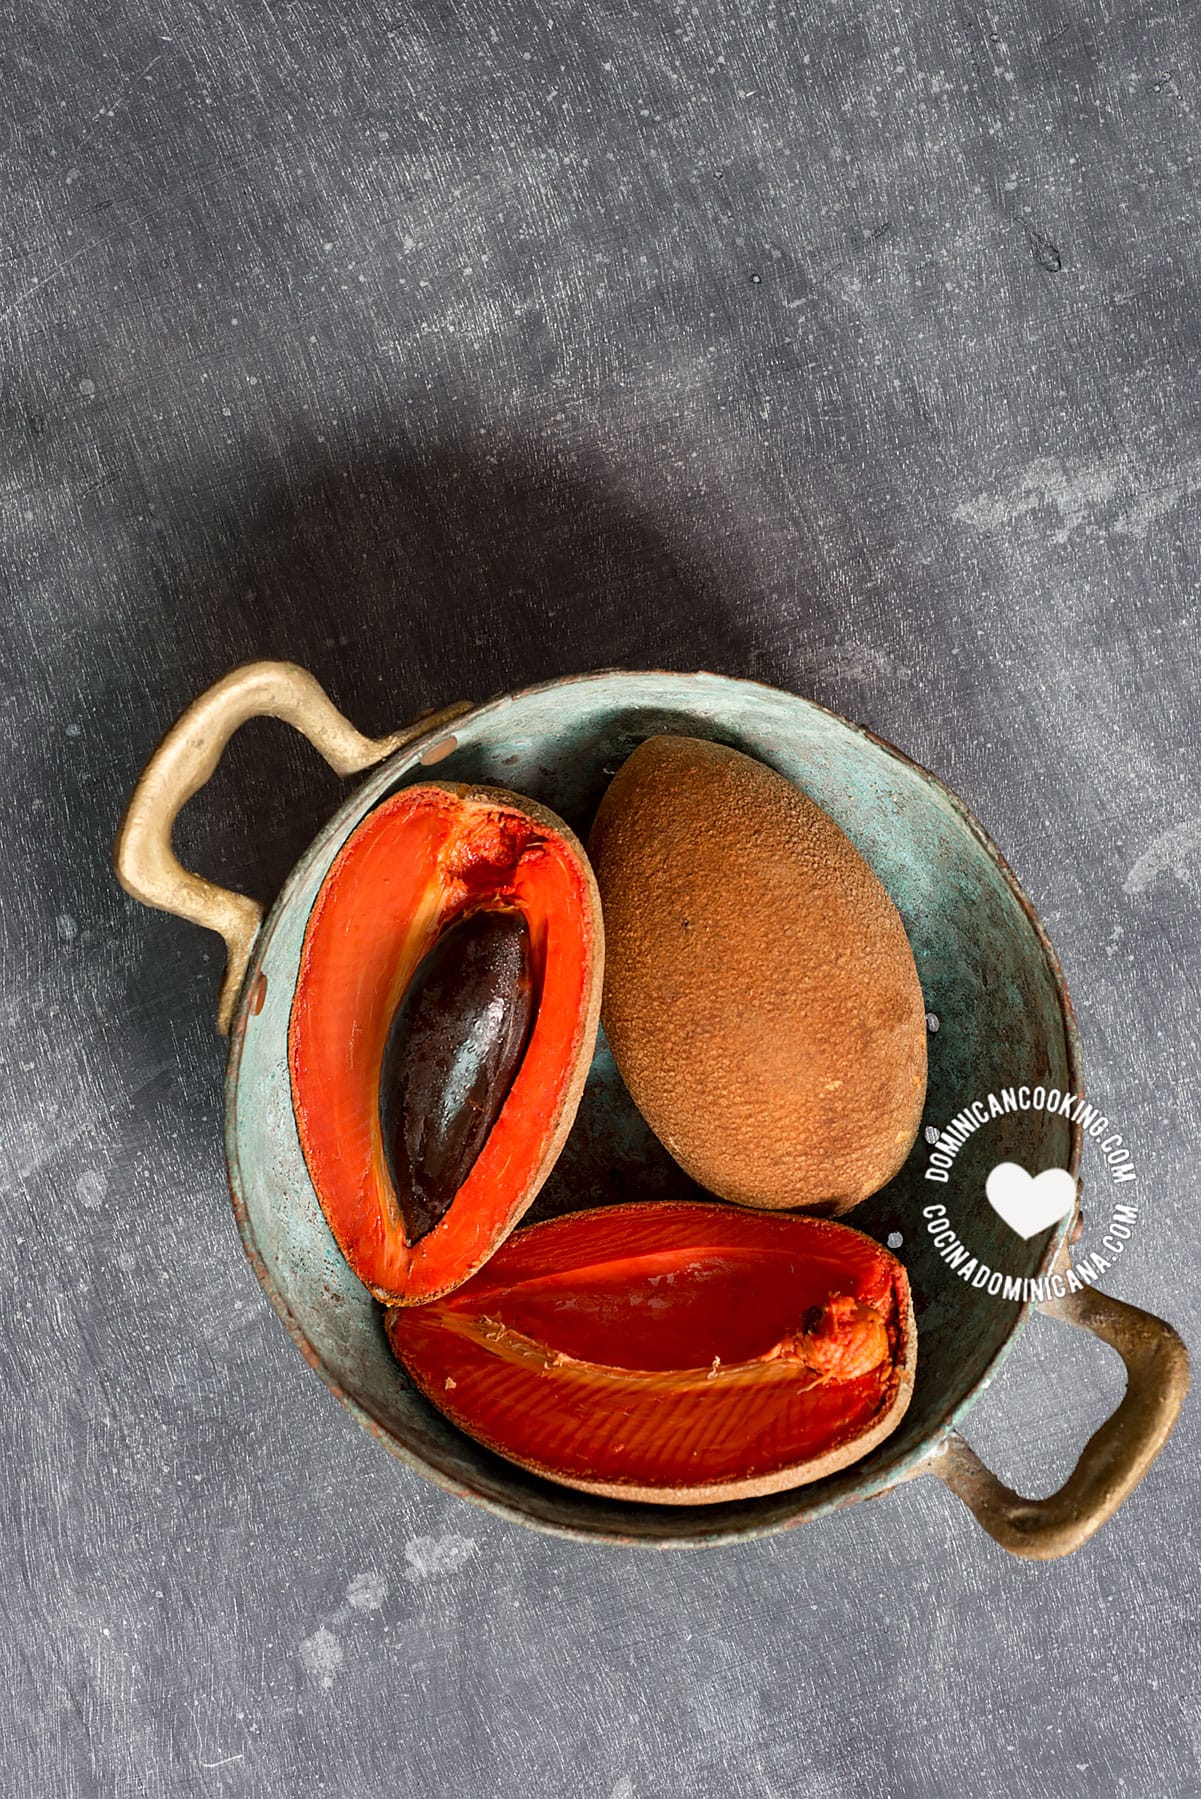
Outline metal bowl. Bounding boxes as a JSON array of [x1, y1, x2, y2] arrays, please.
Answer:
[[115, 663, 1188, 1558]]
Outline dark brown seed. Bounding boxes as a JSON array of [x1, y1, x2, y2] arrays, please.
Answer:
[[380, 909, 534, 1243]]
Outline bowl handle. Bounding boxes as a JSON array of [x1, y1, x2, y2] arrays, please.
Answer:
[[113, 660, 469, 1033], [929, 1284, 1190, 1559]]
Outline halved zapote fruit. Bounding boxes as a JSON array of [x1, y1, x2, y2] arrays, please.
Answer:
[[289, 785, 603, 1305], [387, 1201, 916, 1503]]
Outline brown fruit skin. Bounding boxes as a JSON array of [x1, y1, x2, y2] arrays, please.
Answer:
[[588, 735, 927, 1213]]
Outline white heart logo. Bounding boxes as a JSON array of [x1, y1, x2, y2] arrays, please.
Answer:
[[985, 1162, 1077, 1240]]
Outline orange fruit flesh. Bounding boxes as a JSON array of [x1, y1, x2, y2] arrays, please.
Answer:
[[289, 785, 599, 1304], [388, 1201, 914, 1502]]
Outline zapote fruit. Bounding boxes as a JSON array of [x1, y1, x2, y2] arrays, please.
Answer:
[[289, 785, 603, 1304], [588, 736, 927, 1214], [387, 1201, 916, 1503]]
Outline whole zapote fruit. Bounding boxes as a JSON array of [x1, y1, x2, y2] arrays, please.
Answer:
[[588, 735, 927, 1214]]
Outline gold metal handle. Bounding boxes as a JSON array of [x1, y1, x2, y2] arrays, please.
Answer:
[[931, 1284, 1190, 1559], [113, 660, 469, 1033]]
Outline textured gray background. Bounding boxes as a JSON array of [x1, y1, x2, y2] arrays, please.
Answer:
[[3, 0, 1200, 1794]]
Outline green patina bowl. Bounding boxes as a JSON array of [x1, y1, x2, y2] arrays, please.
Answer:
[[118, 664, 1188, 1557]]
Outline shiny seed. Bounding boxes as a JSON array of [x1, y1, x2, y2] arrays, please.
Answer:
[[380, 909, 534, 1243]]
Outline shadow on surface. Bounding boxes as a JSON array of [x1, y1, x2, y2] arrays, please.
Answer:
[[69, 425, 785, 1077], [160, 432, 767, 919]]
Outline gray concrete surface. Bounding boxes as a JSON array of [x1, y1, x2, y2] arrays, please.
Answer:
[[2, 0, 1199, 1793]]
